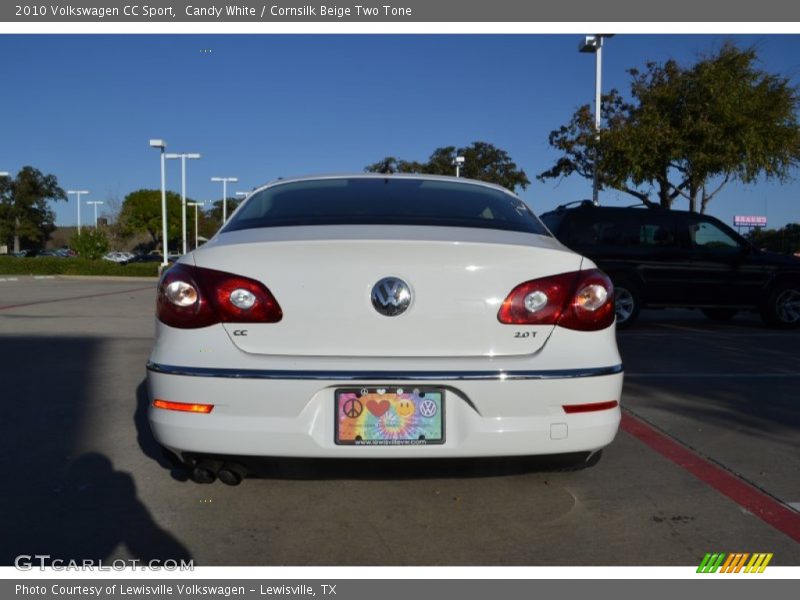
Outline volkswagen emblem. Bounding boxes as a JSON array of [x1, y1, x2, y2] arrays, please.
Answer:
[[371, 277, 412, 317]]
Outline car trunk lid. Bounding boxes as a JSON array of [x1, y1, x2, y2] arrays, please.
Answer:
[[195, 226, 581, 358]]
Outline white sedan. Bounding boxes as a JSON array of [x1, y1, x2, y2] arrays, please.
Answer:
[[147, 174, 623, 484]]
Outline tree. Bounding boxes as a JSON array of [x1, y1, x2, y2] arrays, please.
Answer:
[[204, 198, 241, 232], [364, 156, 425, 175], [746, 223, 800, 255], [0, 166, 66, 253], [205, 198, 241, 229], [539, 44, 800, 213], [117, 189, 183, 249], [70, 228, 110, 260], [365, 141, 531, 192]]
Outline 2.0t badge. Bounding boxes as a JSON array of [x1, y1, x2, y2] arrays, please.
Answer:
[[370, 277, 412, 316]]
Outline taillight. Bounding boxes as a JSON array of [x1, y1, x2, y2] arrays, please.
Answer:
[[558, 269, 615, 331], [498, 269, 614, 331], [157, 263, 283, 329]]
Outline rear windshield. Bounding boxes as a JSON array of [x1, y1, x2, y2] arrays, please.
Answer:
[[223, 178, 549, 236]]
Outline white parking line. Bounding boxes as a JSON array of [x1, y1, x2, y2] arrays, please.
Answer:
[[622, 331, 792, 338], [627, 373, 800, 378], [33, 276, 55, 280]]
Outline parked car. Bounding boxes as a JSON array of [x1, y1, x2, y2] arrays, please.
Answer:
[[540, 202, 800, 329], [147, 175, 623, 484], [128, 253, 163, 263], [102, 251, 135, 264]]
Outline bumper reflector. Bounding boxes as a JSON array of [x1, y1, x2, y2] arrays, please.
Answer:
[[562, 400, 618, 414], [153, 399, 214, 414]]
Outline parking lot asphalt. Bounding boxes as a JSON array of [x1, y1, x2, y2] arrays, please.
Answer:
[[0, 276, 798, 566]]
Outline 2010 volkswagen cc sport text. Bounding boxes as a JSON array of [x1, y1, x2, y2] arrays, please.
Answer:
[[147, 174, 623, 484]]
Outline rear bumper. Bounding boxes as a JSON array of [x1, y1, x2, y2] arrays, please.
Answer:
[[147, 364, 623, 459]]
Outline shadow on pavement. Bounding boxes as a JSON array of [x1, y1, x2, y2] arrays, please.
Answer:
[[243, 453, 599, 481], [622, 377, 800, 445], [0, 336, 191, 565], [618, 310, 800, 441]]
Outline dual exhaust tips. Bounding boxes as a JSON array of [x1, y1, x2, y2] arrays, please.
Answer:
[[191, 459, 247, 486]]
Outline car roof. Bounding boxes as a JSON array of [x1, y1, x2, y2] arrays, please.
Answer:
[[540, 202, 709, 219], [243, 173, 521, 201]]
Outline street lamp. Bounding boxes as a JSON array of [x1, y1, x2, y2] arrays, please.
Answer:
[[235, 191, 249, 216], [166, 152, 202, 255], [149, 139, 169, 267], [579, 34, 613, 206], [67, 190, 90, 234], [454, 156, 465, 177], [187, 201, 205, 250], [211, 176, 238, 224], [86, 201, 104, 228]]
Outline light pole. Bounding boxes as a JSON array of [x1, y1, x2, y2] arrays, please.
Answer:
[[235, 191, 249, 218], [187, 201, 205, 250], [86, 201, 104, 228], [165, 152, 201, 256], [235, 191, 249, 213], [579, 34, 613, 206], [211, 176, 238, 224], [1, 173, 14, 255], [67, 190, 89, 234], [149, 139, 169, 267], [454, 156, 465, 177]]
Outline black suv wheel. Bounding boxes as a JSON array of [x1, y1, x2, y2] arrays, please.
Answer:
[[614, 282, 641, 329], [761, 282, 800, 329]]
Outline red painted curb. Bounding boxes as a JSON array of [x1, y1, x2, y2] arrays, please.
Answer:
[[621, 411, 800, 544]]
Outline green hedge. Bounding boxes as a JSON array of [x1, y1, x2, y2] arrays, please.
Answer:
[[0, 256, 160, 277]]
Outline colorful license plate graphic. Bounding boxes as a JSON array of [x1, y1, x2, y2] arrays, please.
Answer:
[[335, 387, 445, 446]]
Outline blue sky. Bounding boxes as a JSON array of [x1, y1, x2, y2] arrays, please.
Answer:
[[1, 34, 799, 229]]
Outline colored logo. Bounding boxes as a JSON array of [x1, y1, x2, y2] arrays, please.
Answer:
[[697, 552, 773, 573], [419, 399, 438, 418], [396, 399, 415, 417], [366, 399, 391, 417], [342, 398, 363, 419]]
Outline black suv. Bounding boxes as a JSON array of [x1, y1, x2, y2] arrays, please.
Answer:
[[540, 202, 800, 329]]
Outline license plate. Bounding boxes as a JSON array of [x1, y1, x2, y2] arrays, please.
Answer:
[[335, 387, 445, 446]]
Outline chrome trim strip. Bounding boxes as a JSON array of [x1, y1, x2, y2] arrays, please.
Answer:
[[146, 362, 623, 381]]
